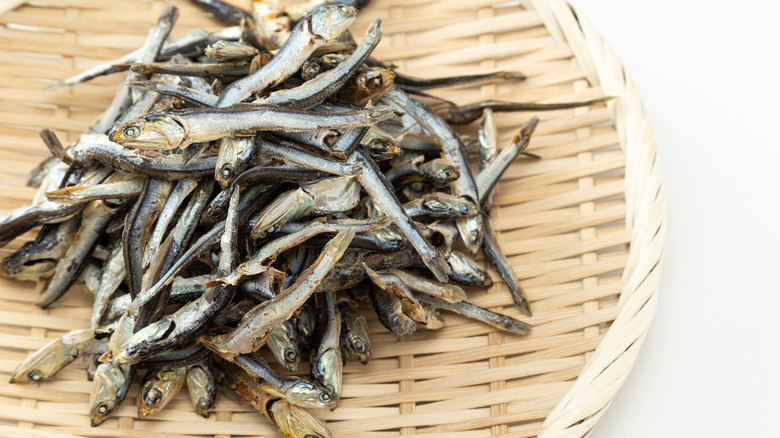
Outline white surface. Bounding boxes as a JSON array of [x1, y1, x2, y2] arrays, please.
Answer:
[[564, 1, 780, 436]]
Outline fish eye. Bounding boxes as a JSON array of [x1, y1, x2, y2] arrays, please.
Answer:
[[370, 77, 383, 88], [284, 350, 298, 363], [319, 392, 331, 403], [322, 132, 339, 146], [337, 5, 350, 14], [221, 165, 233, 178], [198, 398, 211, 409], [460, 205, 472, 215], [27, 370, 42, 381], [353, 339, 365, 353], [96, 402, 110, 415], [123, 126, 140, 139], [469, 230, 480, 243]]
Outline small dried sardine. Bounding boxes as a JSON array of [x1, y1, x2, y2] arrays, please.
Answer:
[[0, 217, 79, 280], [385, 268, 466, 303], [10, 329, 109, 383], [415, 293, 531, 336], [234, 354, 335, 410], [110, 105, 395, 151], [89, 362, 133, 426], [437, 97, 611, 125], [311, 291, 342, 402]]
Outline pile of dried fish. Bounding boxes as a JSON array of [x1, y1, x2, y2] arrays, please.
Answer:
[[2, 0, 607, 436]]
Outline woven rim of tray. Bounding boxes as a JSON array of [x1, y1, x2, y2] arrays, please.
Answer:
[[531, 1, 664, 435], [0, 0, 665, 437]]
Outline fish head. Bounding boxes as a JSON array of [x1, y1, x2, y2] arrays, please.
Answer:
[[301, 57, 324, 81], [216, 136, 254, 188], [309, 5, 357, 40], [313, 348, 342, 406], [109, 114, 188, 150], [285, 379, 337, 410], [138, 368, 187, 418], [422, 193, 477, 218], [90, 362, 128, 426], [9, 338, 78, 383], [268, 323, 300, 373], [296, 306, 316, 343], [113, 317, 174, 365], [186, 365, 215, 418], [362, 132, 401, 161], [317, 129, 341, 148], [344, 326, 371, 365], [356, 68, 395, 92], [457, 215, 484, 256], [269, 399, 334, 438], [348, 68, 395, 105], [0, 256, 56, 280], [421, 159, 460, 187]]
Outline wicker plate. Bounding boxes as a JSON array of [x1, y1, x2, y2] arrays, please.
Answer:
[[0, 0, 664, 437]]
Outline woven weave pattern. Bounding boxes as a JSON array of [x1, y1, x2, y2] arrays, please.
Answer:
[[0, 1, 663, 437]]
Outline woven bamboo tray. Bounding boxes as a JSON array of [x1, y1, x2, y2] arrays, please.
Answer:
[[0, 0, 665, 437]]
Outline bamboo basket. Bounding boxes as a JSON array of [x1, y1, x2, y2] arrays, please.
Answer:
[[0, 0, 665, 437]]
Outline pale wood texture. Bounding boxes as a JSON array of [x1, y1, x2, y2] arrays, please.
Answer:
[[0, 0, 664, 437]]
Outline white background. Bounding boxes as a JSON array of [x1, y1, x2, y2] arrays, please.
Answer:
[[564, 1, 780, 436]]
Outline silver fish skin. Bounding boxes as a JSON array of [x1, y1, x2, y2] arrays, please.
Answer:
[[123, 179, 172, 298], [69, 134, 217, 180], [264, 136, 361, 177], [143, 177, 200, 269]]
